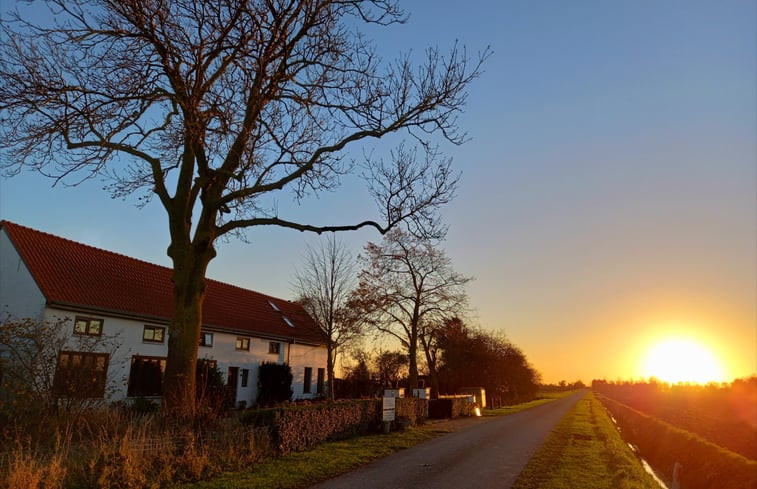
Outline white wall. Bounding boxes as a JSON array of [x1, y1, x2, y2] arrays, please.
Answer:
[[289, 342, 328, 399], [0, 229, 46, 321], [43, 308, 327, 404]]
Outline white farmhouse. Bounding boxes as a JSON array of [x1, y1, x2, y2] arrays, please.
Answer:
[[0, 220, 327, 406]]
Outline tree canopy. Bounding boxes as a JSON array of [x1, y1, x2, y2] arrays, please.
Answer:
[[353, 228, 471, 390], [0, 0, 486, 416]]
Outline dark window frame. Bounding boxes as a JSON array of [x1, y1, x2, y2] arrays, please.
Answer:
[[142, 325, 165, 343], [268, 342, 280, 354], [52, 351, 109, 398], [241, 368, 250, 388], [303, 367, 312, 394], [73, 316, 104, 337], [199, 331, 213, 347], [316, 368, 325, 395], [127, 355, 166, 397], [235, 337, 250, 351]]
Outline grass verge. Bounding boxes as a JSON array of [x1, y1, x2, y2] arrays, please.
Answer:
[[178, 391, 574, 489], [485, 390, 579, 417], [174, 427, 442, 489], [512, 391, 661, 489]]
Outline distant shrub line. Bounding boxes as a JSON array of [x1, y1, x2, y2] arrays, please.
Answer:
[[597, 395, 757, 489]]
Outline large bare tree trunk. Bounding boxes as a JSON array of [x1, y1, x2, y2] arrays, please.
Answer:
[[162, 219, 217, 417]]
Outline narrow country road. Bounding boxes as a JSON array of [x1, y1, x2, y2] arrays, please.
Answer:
[[309, 391, 585, 489]]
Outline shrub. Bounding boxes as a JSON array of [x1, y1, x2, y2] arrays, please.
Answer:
[[196, 358, 232, 419], [257, 362, 293, 406]]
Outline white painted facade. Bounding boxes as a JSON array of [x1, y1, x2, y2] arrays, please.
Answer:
[[1, 226, 327, 406], [0, 230, 47, 322]]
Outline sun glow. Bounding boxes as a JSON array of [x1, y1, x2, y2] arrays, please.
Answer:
[[640, 338, 727, 384]]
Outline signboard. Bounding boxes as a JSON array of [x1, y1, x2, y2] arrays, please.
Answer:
[[382, 396, 396, 422]]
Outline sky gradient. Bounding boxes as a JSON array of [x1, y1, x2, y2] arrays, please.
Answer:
[[1, 1, 755, 384]]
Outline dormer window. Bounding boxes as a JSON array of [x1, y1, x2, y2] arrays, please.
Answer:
[[268, 300, 280, 312], [282, 316, 295, 328]]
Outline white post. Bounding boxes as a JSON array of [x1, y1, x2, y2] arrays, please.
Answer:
[[672, 462, 682, 489]]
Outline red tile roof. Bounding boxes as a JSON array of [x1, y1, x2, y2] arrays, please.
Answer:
[[1, 221, 325, 345]]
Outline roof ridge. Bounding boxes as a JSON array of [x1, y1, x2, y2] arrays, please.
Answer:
[[1, 219, 323, 344], [1, 219, 171, 273], [0, 220, 292, 302]]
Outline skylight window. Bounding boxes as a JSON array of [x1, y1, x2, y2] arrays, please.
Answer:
[[268, 300, 280, 312], [282, 316, 295, 328]]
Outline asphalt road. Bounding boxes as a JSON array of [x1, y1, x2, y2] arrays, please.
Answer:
[[308, 391, 585, 489]]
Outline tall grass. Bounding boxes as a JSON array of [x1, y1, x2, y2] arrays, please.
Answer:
[[0, 408, 260, 489]]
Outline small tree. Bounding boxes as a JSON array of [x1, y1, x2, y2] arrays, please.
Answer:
[[195, 358, 230, 418], [338, 350, 376, 398], [293, 235, 362, 401], [257, 362, 293, 406], [353, 228, 471, 391], [0, 316, 122, 422], [373, 350, 408, 388]]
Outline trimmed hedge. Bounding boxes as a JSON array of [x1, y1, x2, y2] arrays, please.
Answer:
[[395, 397, 428, 426], [242, 400, 381, 455], [241, 397, 430, 455], [598, 395, 757, 489]]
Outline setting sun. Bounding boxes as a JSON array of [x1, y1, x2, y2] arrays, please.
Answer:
[[640, 338, 728, 384]]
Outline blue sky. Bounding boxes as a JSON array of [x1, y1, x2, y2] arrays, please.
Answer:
[[1, 1, 755, 383]]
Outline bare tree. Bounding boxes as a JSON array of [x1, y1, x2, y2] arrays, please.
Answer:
[[0, 316, 123, 417], [353, 228, 471, 392], [0, 0, 487, 416], [292, 235, 361, 400]]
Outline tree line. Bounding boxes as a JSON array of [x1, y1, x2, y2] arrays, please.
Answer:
[[292, 231, 541, 405]]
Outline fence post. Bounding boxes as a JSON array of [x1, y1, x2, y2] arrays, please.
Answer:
[[672, 462, 682, 489]]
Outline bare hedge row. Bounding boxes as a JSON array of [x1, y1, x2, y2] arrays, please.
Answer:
[[242, 398, 429, 455], [597, 395, 757, 489]]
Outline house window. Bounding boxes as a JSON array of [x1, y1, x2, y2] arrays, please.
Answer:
[[199, 331, 213, 347], [142, 325, 165, 343], [127, 355, 166, 397], [268, 342, 280, 354], [52, 351, 109, 398], [316, 368, 325, 395], [303, 367, 312, 394], [241, 369, 249, 388], [235, 337, 250, 351], [73, 316, 103, 337]]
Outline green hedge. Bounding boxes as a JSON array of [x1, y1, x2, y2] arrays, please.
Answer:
[[598, 395, 757, 489]]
